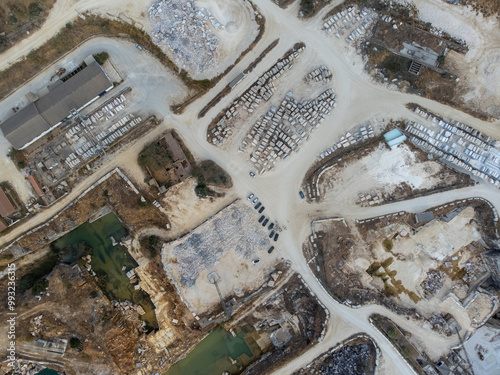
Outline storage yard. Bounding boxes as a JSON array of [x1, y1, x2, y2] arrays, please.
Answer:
[[27, 89, 145, 189], [161, 200, 282, 315], [241, 89, 336, 174], [323, 5, 378, 44], [406, 106, 500, 188], [208, 43, 339, 173], [208, 43, 306, 147], [148, 0, 258, 79]]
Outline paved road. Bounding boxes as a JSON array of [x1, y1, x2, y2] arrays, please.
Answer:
[[0, 0, 499, 374]]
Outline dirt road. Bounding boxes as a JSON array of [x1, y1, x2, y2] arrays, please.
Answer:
[[0, 0, 499, 373]]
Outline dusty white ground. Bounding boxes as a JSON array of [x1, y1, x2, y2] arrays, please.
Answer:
[[319, 143, 459, 205], [366, 207, 482, 293], [161, 200, 280, 315], [0, 138, 32, 202], [192, 0, 259, 79], [160, 177, 237, 238]]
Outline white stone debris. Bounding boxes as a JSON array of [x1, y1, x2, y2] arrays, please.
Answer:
[[148, 0, 222, 75]]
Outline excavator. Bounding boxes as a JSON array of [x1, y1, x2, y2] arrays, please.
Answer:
[[50, 67, 66, 81]]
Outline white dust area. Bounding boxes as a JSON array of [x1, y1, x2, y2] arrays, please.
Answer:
[[321, 143, 448, 204], [195, 0, 258, 78], [363, 143, 424, 189], [0, 137, 31, 202]]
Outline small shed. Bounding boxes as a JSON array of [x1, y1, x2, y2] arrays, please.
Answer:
[[384, 129, 407, 149]]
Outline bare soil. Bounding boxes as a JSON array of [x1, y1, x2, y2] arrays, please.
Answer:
[[0, 0, 56, 52]]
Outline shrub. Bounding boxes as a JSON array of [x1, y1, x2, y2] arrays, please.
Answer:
[[387, 327, 397, 339], [18, 252, 59, 294], [28, 3, 43, 16], [93, 52, 109, 65], [437, 55, 446, 66], [70, 337, 81, 349], [31, 278, 48, 295], [382, 238, 393, 251]]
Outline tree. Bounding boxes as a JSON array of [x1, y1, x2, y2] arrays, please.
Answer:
[[437, 55, 446, 66], [70, 337, 82, 349]]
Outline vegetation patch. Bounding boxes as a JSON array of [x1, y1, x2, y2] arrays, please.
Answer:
[[0, 0, 56, 53], [18, 250, 59, 294], [383, 238, 393, 251], [93, 51, 110, 65], [300, 0, 332, 18], [138, 142, 173, 171]]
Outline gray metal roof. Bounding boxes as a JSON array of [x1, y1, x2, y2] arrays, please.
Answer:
[[415, 211, 435, 224], [0, 62, 112, 149], [0, 103, 50, 150]]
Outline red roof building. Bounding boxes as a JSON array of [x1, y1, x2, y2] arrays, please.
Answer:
[[0, 217, 7, 232], [28, 175, 45, 197], [0, 188, 16, 217]]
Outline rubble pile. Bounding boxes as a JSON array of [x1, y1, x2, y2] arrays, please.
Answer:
[[149, 0, 222, 75], [421, 270, 444, 298], [113, 300, 146, 316], [163, 202, 270, 289], [316, 341, 374, 375], [209, 44, 306, 147], [241, 89, 336, 175], [5, 361, 46, 375], [305, 66, 332, 83]]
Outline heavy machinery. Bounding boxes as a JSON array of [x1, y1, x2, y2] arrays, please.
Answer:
[[50, 67, 66, 81]]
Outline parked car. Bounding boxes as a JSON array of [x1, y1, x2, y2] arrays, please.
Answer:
[[247, 193, 254, 200], [252, 197, 259, 205], [299, 191, 305, 199], [269, 230, 275, 238], [268, 222, 274, 230], [262, 218, 269, 227], [274, 233, 279, 241], [268, 246, 275, 254], [254, 202, 262, 210], [252, 259, 260, 264], [258, 206, 265, 213], [258, 215, 265, 223], [249, 171, 256, 177], [135, 44, 143, 51]]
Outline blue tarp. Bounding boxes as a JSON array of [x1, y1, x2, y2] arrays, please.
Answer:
[[384, 129, 403, 141]]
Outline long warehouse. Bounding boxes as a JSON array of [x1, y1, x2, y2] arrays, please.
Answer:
[[0, 61, 113, 150]]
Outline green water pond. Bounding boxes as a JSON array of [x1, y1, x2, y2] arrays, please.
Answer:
[[165, 325, 259, 375], [52, 212, 157, 328]]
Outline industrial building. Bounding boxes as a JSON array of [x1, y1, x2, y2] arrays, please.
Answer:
[[0, 61, 113, 150]]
